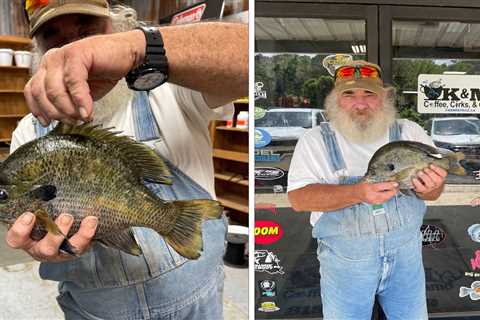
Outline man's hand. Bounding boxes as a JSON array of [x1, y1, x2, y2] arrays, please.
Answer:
[[412, 164, 447, 199], [5, 212, 98, 262], [25, 30, 146, 126], [357, 181, 399, 205]]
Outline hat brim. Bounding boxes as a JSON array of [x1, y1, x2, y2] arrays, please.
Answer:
[[335, 78, 384, 95], [30, 4, 110, 37]]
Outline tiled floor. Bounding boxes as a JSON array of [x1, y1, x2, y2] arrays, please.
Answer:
[[0, 226, 248, 320]]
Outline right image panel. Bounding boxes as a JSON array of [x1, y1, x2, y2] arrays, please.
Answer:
[[254, 2, 480, 319]]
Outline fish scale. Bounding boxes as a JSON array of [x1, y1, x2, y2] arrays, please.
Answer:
[[0, 123, 222, 259]]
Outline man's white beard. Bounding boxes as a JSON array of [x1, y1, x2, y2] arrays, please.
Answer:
[[325, 91, 397, 144]]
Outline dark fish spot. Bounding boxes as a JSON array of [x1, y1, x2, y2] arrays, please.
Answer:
[[387, 163, 395, 171]]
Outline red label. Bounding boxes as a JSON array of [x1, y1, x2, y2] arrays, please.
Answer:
[[255, 220, 283, 245], [171, 4, 206, 25]]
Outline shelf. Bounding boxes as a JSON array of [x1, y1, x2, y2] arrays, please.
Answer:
[[216, 126, 248, 133], [0, 66, 29, 71], [217, 194, 248, 213], [213, 148, 248, 163], [0, 114, 26, 118], [0, 90, 24, 93], [0, 36, 31, 50], [215, 171, 248, 186], [0, 139, 11, 142]]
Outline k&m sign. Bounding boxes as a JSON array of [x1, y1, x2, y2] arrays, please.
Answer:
[[418, 74, 480, 114]]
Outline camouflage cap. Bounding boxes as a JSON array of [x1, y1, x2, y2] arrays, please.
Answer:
[[25, 0, 110, 37], [334, 60, 384, 95]]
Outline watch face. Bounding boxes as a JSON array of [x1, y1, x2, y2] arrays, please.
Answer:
[[134, 71, 166, 91]]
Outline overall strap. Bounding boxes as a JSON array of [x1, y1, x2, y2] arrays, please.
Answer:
[[389, 120, 402, 142], [132, 91, 163, 142], [319, 122, 347, 175], [33, 118, 55, 138]]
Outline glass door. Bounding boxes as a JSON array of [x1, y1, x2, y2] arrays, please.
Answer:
[[255, 3, 377, 318]]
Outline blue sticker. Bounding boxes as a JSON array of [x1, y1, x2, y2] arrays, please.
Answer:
[[255, 128, 272, 148]]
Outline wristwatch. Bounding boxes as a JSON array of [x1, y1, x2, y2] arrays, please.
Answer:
[[126, 26, 168, 91]]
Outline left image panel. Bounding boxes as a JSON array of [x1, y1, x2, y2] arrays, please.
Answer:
[[0, 1, 249, 319]]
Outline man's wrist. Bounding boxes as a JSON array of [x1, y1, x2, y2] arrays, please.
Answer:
[[128, 29, 147, 69]]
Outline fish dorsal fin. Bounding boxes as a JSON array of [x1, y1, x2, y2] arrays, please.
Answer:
[[50, 122, 172, 185]]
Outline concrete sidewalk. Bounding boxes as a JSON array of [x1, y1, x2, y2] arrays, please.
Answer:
[[0, 226, 248, 320]]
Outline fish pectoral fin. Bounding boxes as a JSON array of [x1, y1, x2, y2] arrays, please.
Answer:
[[427, 153, 443, 159], [33, 209, 77, 255], [30, 185, 57, 201], [98, 228, 142, 256], [34, 209, 63, 236], [393, 168, 414, 183]]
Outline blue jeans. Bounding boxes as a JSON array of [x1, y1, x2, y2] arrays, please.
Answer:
[[317, 228, 427, 320], [55, 219, 226, 320]]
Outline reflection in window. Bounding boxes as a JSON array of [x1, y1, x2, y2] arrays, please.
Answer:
[[256, 110, 313, 128], [433, 119, 480, 136]]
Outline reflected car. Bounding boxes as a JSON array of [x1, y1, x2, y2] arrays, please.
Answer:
[[425, 117, 480, 159], [255, 108, 328, 143]]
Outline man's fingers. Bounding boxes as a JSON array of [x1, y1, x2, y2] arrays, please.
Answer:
[[68, 216, 98, 254], [371, 182, 398, 192], [5, 212, 36, 250], [417, 170, 435, 188], [63, 52, 93, 121], [29, 67, 70, 123], [429, 164, 448, 178]]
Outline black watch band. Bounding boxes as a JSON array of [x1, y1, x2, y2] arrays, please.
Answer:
[[126, 26, 169, 91]]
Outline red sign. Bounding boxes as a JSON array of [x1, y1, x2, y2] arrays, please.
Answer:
[[171, 3, 206, 25], [255, 220, 283, 245]]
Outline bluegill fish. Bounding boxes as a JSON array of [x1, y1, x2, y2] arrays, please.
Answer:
[[0, 123, 222, 259], [362, 140, 466, 189]]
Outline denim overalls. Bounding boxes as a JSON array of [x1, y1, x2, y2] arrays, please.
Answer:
[[33, 92, 227, 320], [313, 122, 428, 320]]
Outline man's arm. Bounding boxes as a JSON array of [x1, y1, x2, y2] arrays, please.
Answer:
[[25, 22, 248, 125], [288, 182, 399, 212]]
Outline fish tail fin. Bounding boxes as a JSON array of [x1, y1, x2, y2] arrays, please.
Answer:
[[163, 199, 223, 259], [447, 152, 467, 176]]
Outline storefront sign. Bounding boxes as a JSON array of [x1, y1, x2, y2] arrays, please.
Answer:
[[255, 167, 285, 180], [322, 54, 353, 76], [255, 149, 281, 162], [255, 82, 267, 100], [259, 280, 277, 297], [171, 3, 206, 25], [255, 250, 285, 275], [421, 224, 446, 246], [459, 281, 480, 300], [258, 301, 280, 312], [418, 74, 480, 113], [255, 129, 272, 148], [255, 220, 283, 245], [468, 224, 480, 243]]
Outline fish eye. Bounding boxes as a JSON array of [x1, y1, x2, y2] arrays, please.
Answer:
[[387, 163, 395, 171], [0, 189, 8, 200]]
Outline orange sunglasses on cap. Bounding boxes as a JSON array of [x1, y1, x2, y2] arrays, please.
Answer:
[[334, 65, 381, 80]]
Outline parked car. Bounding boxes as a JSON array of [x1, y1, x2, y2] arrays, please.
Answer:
[[255, 108, 327, 142], [424, 117, 480, 159]]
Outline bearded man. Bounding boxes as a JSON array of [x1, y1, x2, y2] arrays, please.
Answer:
[[5, 1, 247, 319], [287, 60, 446, 320]]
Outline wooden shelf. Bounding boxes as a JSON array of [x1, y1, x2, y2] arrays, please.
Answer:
[[213, 148, 248, 163], [0, 114, 26, 118], [234, 98, 248, 104], [216, 126, 248, 133], [0, 66, 29, 71], [0, 36, 31, 50], [215, 172, 248, 186], [217, 194, 248, 214], [0, 138, 11, 142], [0, 90, 24, 93]]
